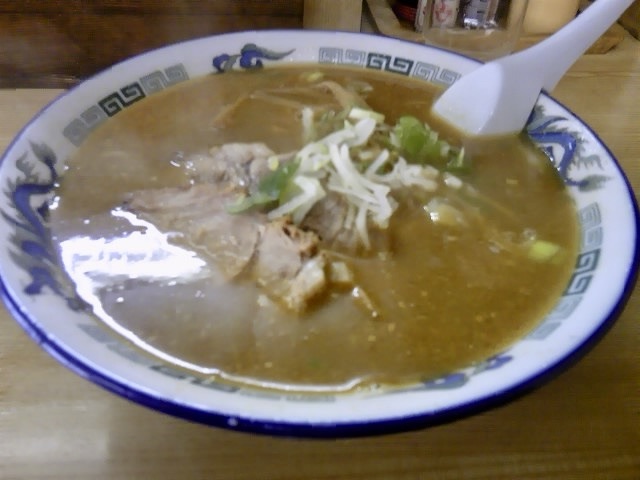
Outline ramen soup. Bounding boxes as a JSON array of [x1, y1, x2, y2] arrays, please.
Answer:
[[50, 65, 578, 393]]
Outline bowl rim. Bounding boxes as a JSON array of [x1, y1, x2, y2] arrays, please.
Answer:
[[1, 29, 638, 438]]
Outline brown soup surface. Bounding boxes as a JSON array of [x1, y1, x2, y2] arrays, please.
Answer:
[[51, 65, 579, 393]]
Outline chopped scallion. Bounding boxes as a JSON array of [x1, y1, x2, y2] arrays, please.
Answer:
[[226, 160, 299, 213], [527, 240, 561, 262], [393, 115, 469, 172]]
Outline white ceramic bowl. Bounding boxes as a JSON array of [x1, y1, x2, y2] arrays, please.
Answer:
[[1, 31, 638, 438]]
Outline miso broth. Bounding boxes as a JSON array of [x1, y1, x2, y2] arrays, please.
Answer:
[[50, 65, 579, 392]]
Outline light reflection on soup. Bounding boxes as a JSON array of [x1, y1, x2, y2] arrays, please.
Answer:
[[50, 65, 578, 392]]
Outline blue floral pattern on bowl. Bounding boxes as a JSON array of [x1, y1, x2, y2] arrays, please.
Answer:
[[526, 106, 609, 191], [2, 143, 83, 310], [212, 44, 294, 72]]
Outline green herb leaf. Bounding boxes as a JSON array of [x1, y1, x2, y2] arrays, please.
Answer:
[[393, 116, 469, 172], [259, 159, 299, 202], [226, 160, 300, 214], [225, 191, 276, 214]]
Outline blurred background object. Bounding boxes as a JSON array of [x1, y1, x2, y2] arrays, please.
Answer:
[[368, 0, 635, 55], [419, 0, 530, 60], [391, 0, 418, 24]]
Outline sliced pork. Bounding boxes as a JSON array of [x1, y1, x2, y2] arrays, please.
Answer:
[[181, 142, 275, 191], [302, 192, 391, 255], [126, 184, 330, 313], [126, 184, 261, 280], [254, 217, 326, 312]]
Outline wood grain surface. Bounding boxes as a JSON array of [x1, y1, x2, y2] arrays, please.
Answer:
[[620, 0, 640, 39], [0, 0, 304, 87], [0, 28, 639, 480], [303, 0, 363, 31]]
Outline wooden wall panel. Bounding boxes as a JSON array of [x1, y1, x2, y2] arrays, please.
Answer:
[[0, 1, 302, 15], [0, 1, 304, 87]]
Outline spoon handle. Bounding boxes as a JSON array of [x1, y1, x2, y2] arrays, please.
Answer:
[[518, 0, 634, 91]]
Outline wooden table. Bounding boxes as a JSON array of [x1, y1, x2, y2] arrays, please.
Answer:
[[1, 35, 639, 480]]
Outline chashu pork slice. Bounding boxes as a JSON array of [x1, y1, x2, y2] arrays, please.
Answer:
[[254, 217, 327, 313], [125, 184, 328, 313], [126, 183, 261, 280]]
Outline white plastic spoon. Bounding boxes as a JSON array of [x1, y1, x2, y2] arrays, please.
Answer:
[[431, 0, 634, 137]]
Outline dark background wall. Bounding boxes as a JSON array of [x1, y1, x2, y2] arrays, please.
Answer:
[[0, 1, 304, 87]]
